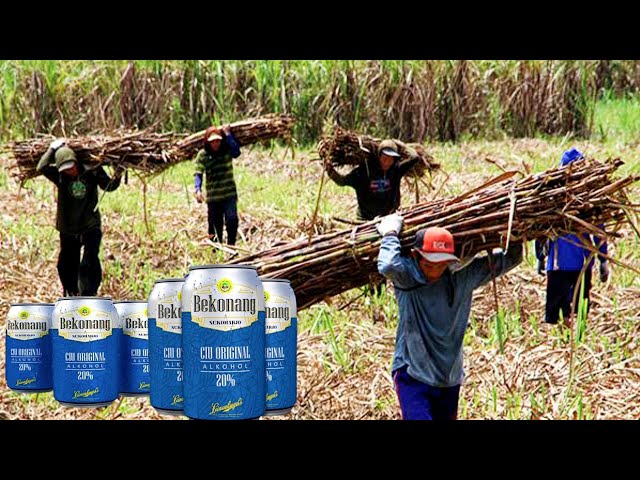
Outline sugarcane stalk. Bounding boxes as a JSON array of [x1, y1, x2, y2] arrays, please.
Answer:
[[228, 157, 638, 311], [4, 114, 295, 181], [318, 126, 440, 177]]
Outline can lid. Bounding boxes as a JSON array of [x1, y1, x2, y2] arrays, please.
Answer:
[[113, 300, 147, 304], [56, 296, 112, 301], [188, 264, 257, 271], [10, 303, 55, 307], [259, 277, 290, 283], [154, 278, 185, 284]]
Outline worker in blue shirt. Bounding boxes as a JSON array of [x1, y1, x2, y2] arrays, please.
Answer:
[[377, 214, 522, 420], [535, 148, 610, 325]]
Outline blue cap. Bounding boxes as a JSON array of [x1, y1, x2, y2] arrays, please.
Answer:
[[560, 148, 584, 166]]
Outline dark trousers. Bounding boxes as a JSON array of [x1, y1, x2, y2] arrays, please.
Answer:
[[393, 367, 460, 420], [364, 275, 385, 297], [207, 197, 238, 246], [545, 269, 592, 324], [57, 228, 103, 296]]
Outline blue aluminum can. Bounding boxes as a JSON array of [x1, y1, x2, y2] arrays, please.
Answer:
[[182, 265, 265, 420], [51, 297, 121, 407], [114, 301, 149, 397], [148, 278, 184, 415], [261, 279, 297, 416], [5, 303, 54, 392]]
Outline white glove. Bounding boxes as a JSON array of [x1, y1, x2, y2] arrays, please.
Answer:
[[49, 139, 66, 151], [376, 213, 404, 237]]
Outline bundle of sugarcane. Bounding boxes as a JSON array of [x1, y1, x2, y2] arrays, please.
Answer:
[[317, 126, 440, 177], [173, 113, 296, 159], [229, 158, 638, 310], [5, 114, 296, 182], [5, 131, 179, 181]]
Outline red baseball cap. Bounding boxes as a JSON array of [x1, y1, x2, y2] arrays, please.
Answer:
[[413, 227, 460, 264]]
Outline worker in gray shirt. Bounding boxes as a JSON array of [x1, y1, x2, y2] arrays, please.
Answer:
[[377, 213, 523, 420]]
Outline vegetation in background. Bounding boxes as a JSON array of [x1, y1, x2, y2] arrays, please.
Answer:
[[4, 60, 637, 144]]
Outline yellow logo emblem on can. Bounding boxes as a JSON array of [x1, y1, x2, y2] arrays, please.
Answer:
[[217, 278, 233, 294], [19, 311, 29, 320], [264, 290, 270, 302], [78, 306, 92, 317]]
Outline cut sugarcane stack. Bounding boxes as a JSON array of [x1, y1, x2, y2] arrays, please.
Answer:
[[230, 157, 638, 310], [5, 113, 295, 181], [318, 126, 440, 177]]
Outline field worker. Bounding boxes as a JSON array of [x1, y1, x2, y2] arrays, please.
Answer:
[[376, 214, 523, 420], [194, 124, 241, 246], [37, 139, 123, 297], [534, 147, 610, 325], [324, 139, 420, 221], [326, 139, 420, 297]]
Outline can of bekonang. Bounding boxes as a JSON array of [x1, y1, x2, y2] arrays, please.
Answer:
[[260, 278, 298, 416], [5, 303, 54, 392], [182, 265, 265, 420], [148, 278, 184, 415], [51, 297, 121, 407], [114, 301, 149, 397]]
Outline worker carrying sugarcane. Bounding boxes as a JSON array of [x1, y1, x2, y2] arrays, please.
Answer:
[[376, 214, 523, 420], [325, 139, 420, 298], [534, 147, 610, 325], [323, 139, 420, 221], [36, 139, 123, 296], [194, 124, 241, 246]]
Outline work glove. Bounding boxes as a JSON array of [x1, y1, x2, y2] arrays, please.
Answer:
[[376, 213, 404, 237], [599, 262, 610, 283], [49, 138, 66, 151]]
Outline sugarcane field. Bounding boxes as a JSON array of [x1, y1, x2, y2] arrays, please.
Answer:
[[2, 60, 640, 420]]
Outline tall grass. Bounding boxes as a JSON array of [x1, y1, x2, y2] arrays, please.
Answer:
[[594, 91, 640, 143], [595, 60, 640, 94], [0, 60, 624, 144]]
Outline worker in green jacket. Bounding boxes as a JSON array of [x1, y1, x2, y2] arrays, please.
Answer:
[[37, 139, 123, 296], [194, 125, 242, 246]]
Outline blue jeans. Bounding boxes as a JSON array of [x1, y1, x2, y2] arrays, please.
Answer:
[[207, 197, 238, 245], [393, 367, 460, 420]]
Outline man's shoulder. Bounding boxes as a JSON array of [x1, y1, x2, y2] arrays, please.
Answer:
[[389, 162, 405, 177], [390, 256, 422, 279], [557, 233, 584, 244], [195, 148, 208, 158], [391, 265, 427, 290], [452, 255, 483, 276], [348, 164, 364, 177], [79, 163, 100, 176], [349, 161, 366, 171]]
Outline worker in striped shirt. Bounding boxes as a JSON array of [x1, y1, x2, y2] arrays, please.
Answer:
[[194, 125, 242, 246]]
